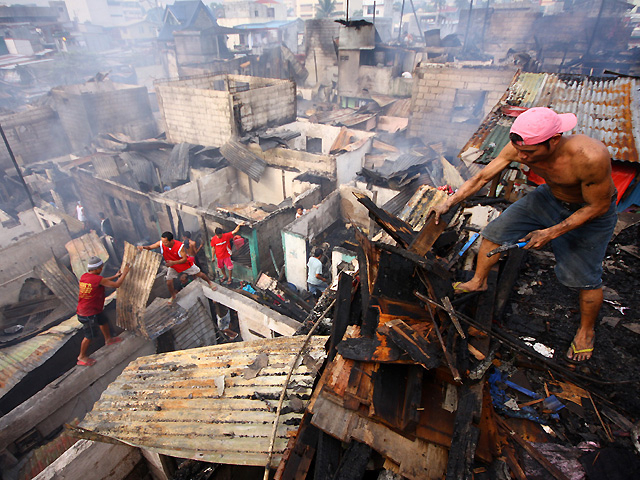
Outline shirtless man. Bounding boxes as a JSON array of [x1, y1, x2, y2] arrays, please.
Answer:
[[138, 232, 216, 305], [432, 107, 617, 363]]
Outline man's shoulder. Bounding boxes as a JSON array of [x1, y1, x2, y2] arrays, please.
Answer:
[[564, 135, 610, 161]]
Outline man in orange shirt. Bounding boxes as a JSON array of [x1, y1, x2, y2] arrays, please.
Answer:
[[211, 224, 242, 285], [76, 256, 130, 366], [138, 231, 215, 304]]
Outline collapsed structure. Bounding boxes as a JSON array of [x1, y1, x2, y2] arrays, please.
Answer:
[[0, 6, 639, 480]]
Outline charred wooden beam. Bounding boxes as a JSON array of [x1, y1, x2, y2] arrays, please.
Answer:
[[409, 206, 460, 257], [333, 440, 371, 480], [275, 413, 319, 480], [329, 273, 355, 362], [314, 432, 342, 480], [336, 334, 402, 363], [401, 365, 423, 431], [494, 248, 527, 323], [378, 319, 440, 370], [353, 191, 415, 248]]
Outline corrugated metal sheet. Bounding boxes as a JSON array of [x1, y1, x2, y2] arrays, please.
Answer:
[[384, 98, 412, 118], [120, 152, 157, 188], [76, 335, 328, 466], [171, 297, 217, 350], [220, 140, 267, 182], [65, 232, 110, 280], [461, 72, 640, 164], [381, 184, 422, 217], [0, 316, 81, 400], [34, 256, 79, 313], [91, 154, 121, 179], [141, 297, 189, 340], [164, 142, 192, 184], [116, 242, 162, 333]]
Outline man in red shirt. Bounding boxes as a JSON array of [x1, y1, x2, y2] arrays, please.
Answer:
[[138, 231, 216, 304], [76, 256, 130, 367], [211, 224, 242, 284]]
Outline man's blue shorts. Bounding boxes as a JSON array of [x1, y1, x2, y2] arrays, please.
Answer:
[[481, 184, 617, 290]]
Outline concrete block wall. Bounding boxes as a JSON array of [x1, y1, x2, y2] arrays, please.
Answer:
[[408, 65, 517, 153], [82, 85, 157, 141], [52, 88, 93, 152], [156, 83, 233, 147], [305, 19, 340, 86], [0, 222, 71, 307], [254, 208, 295, 275], [233, 80, 296, 133], [0, 107, 71, 168]]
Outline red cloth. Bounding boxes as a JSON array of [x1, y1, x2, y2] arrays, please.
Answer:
[[211, 232, 233, 259], [525, 163, 635, 205], [161, 240, 193, 273], [77, 272, 105, 316]]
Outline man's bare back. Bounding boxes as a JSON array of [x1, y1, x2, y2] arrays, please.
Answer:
[[507, 134, 614, 204]]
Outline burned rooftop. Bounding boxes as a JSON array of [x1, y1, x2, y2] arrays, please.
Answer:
[[0, 2, 640, 480]]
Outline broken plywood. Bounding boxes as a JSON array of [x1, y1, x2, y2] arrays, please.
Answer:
[[65, 231, 109, 279], [76, 336, 328, 466], [116, 242, 162, 333]]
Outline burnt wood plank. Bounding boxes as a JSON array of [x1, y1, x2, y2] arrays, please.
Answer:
[[378, 319, 440, 370], [354, 192, 415, 248], [333, 441, 372, 480], [328, 272, 354, 362], [445, 270, 498, 480], [277, 413, 320, 480], [409, 206, 460, 256], [314, 431, 342, 480], [494, 248, 527, 323], [336, 334, 402, 363], [401, 365, 423, 432]]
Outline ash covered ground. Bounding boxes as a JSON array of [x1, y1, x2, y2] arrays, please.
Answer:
[[502, 222, 640, 416]]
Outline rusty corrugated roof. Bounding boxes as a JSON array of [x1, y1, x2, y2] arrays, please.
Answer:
[[220, 140, 266, 182], [75, 335, 328, 466], [117, 242, 162, 334], [0, 317, 81, 400], [34, 256, 79, 313], [461, 72, 640, 164], [65, 232, 110, 280]]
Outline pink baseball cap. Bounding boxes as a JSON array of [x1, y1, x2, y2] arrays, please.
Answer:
[[509, 107, 577, 146]]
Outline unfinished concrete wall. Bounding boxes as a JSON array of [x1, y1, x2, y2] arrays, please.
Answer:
[[164, 167, 247, 210], [339, 62, 413, 99], [252, 144, 335, 178], [0, 222, 71, 307], [282, 191, 341, 291], [230, 75, 296, 134], [305, 19, 340, 86], [254, 208, 295, 276], [339, 184, 374, 233], [52, 81, 157, 152], [73, 169, 163, 245], [0, 107, 71, 168], [408, 65, 517, 153], [155, 82, 233, 147], [335, 138, 373, 185], [0, 208, 44, 247], [459, 6, 540, 62]]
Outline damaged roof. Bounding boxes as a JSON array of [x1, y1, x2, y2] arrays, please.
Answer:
[[0, 317, 82, 400], [75, 336, 328, 466], [462, 72, 640, 163], [34, 256, 79, 313], [220, 140, 267, 182]]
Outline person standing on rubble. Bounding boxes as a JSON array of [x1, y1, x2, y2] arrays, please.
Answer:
[[76, 256, 130, 367], [182, 231, 203, 269], [431, 107, 617, 364], [307, 248, 329, 296], [211, 224, 242, 285], [138, 232, 216, 305]]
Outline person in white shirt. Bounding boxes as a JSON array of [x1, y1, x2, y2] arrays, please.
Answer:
[[307, 248, 328, 296]]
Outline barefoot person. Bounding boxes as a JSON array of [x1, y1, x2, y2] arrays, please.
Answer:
[[76, 257, 130, 366], [211, 224, 242, 285], [138, 231, 216, 304], [431, 107, 617, 363]]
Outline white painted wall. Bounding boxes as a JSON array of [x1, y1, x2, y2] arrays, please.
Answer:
[[335, 137, 373, 185], [282, 191, 341, 292], [0, 208, 44, 247]]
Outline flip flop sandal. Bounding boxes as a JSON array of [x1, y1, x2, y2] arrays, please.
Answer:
[[566, 341, 594, 364], [77, 358, 97, 367]]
